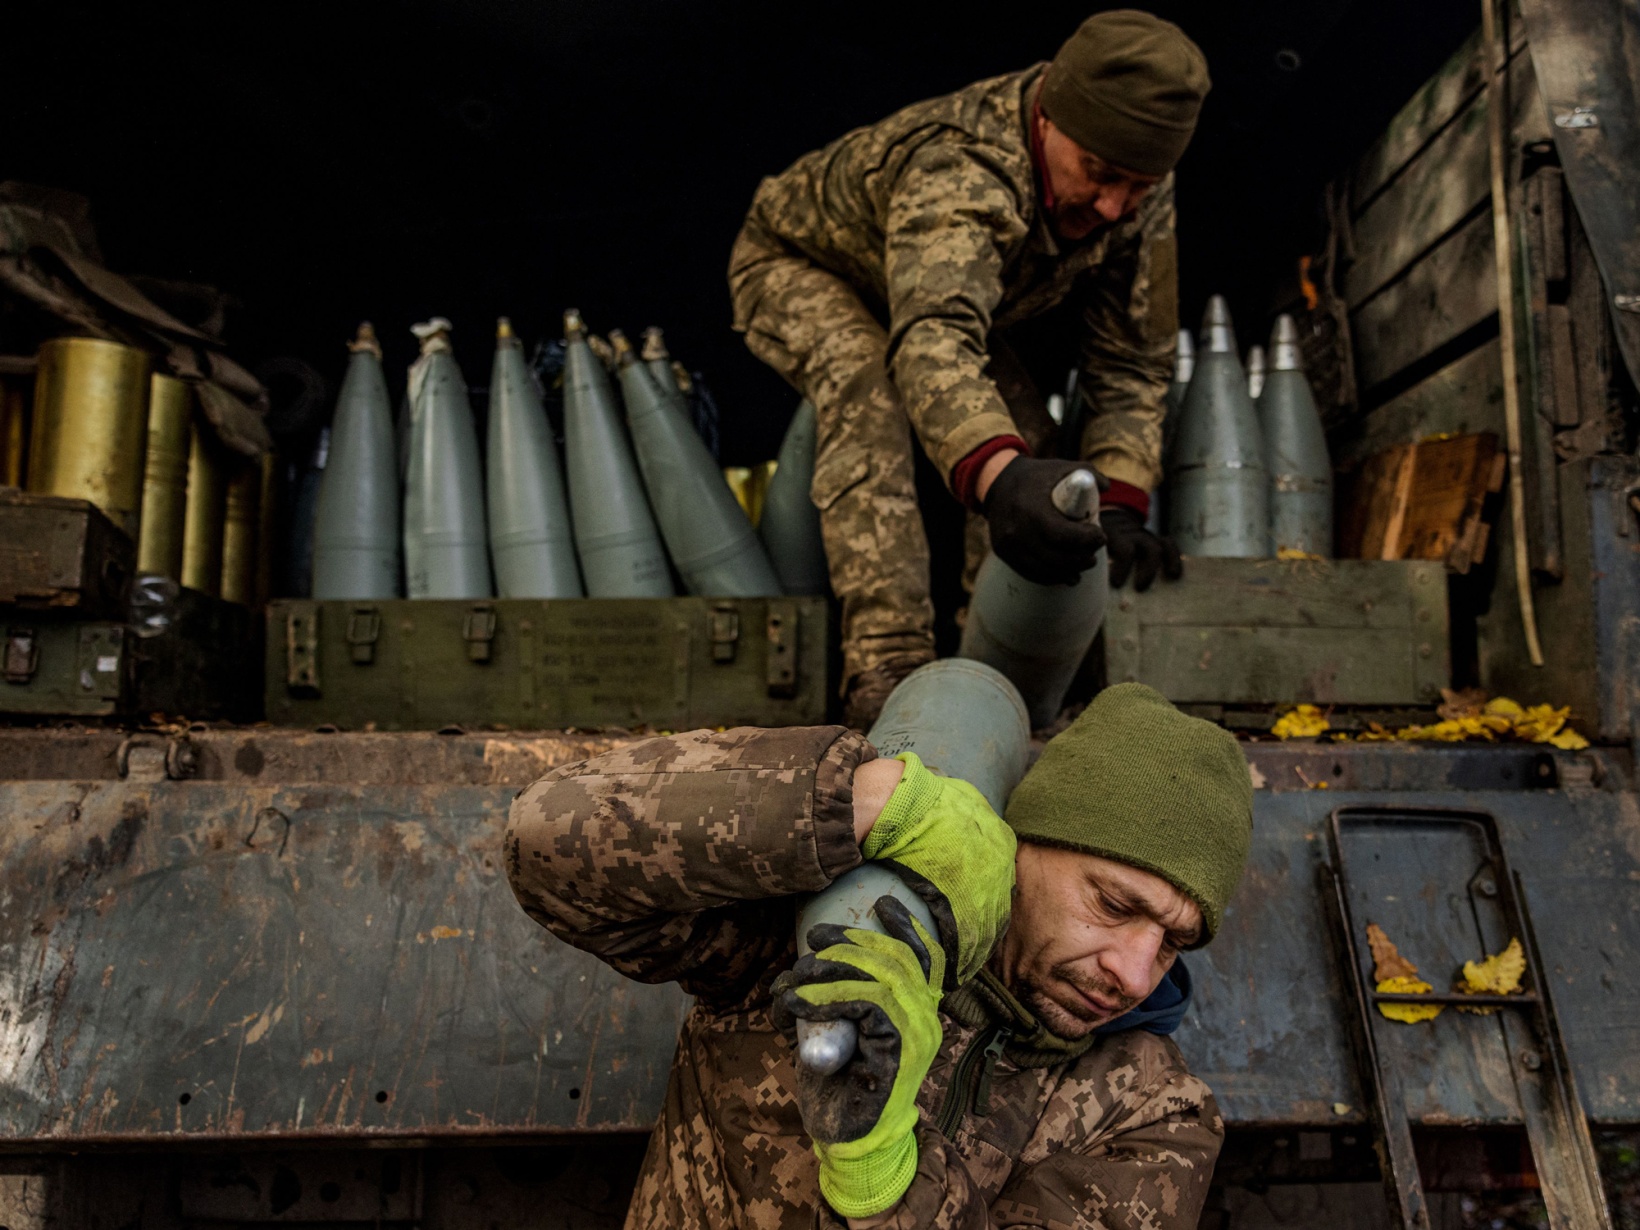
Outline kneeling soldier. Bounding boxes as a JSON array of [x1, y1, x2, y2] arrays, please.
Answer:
[[505, 683, 1252, 1228]]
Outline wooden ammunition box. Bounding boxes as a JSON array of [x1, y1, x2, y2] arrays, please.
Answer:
[[0, 588, 257, 719], [1103, 558, 1450, 706], [0, 489, 134, 617], [264, 596, 831, 730]]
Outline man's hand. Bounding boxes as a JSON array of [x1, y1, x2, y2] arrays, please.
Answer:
[[860, 753, 1016, 987], [1101, 506, 1183, 591], [982, 456, 1107, 585], [773, 897, 945, 1220]]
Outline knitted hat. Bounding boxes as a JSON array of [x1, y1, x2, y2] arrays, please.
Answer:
[[1003, 683, 1251, 940], [1039, 10, 1210, 177]]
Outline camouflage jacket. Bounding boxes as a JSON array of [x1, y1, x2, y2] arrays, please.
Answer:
[[505, 726, 1222, 1230], [736, 66, 1177, 492]]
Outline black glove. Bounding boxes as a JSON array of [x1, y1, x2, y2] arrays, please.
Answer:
[[982, 457, 1107, 586], [1101, 506, 1183, 591]]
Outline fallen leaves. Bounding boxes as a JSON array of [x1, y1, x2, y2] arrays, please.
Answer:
[[1364, 926, 1525, 1024], [1457, 937, 1526, 1014], [1273, 704, 1331, 739], [1309, 690, 1590, 749], [1368, 924, 1444, 1022]]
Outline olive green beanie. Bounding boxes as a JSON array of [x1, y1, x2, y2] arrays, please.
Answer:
[[1039, 10, 1210, 177], [1003, 683, 1252, 941]]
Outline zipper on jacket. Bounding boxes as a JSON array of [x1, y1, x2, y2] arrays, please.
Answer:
[[972, 1028, 1012, 1117], [934, 1025, 1009, 1139]]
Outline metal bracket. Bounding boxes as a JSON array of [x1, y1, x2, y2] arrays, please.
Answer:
[[766, 601, 798, 697], [709, 603, 740, 664], [3, 628, 38, 685], [1323, 806, 1612, 1230], [285, 602, 320, 692], [463, 605, 497, 663], [346, 607, 382, 664]]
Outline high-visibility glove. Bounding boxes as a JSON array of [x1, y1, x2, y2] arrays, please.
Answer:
[[863, 752, 1016, 987], [1101, 506, 1184, 591], [983, 456, 1108, 585], [773, 896, 946, 1220]]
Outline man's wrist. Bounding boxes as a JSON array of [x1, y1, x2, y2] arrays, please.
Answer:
[[853, 756, 907, 845], [974, 448, 1022, 506]]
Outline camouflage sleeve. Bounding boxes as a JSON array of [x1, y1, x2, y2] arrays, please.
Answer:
[[1076, 178, 1179, 493], [884, 138, 1033, 483], [503, 725, 872, 1000], [818, 1036, 1222, 1229]]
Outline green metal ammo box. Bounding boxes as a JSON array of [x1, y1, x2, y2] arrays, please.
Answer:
[[0, 589, 257, 720], [264, 595, 831, 730], [1103, 557, 1449, 706]]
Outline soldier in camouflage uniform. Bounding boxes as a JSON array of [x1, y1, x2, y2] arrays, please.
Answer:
[[729, 11, 1207, 725], [505, 683, 1254, 1228]]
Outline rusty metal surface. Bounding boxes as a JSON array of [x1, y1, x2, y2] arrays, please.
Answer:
[[1179, 786, 1640, 1129], [0, 737, 1636, 1143], [0, 778, 689, 1143]]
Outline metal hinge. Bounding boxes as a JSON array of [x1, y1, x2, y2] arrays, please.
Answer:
[[346, 606, 381, 664], [3, 628, 38, 684], [766, 600, 798, 697], [285, 602, 320, 692], [709, 603, 740, 663], [464, 605, 497, 663]]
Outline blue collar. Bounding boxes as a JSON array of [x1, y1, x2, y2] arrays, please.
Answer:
[[1094, 958, 1192, 1037]]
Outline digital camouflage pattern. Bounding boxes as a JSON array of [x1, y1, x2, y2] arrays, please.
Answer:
[[728, 66, 1176, 687], [505, 726, 1222, 1230]]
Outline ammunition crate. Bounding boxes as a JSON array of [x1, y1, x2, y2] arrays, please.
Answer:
[[0, 589, 258, 720], [0, 490, 134, 617], [1103, 558, 1449, 706], [265, 596, 831, 730]]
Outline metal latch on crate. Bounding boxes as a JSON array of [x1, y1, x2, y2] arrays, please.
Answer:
[[766, 601, 798, 697], [3, 628, 38, 684], [285, 603, 320, 691], [346, 607, 381, 664], [709, 604, 740, 663], [463, 605, 497, 663]]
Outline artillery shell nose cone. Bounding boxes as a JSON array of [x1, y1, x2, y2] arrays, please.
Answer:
[[1050, 468, 1099, 519], [563, 308, 586, 341], [1202, 294, 1237, 354], [641, 326, 669, 362], [1177, 329, 1194, 360], [797, 1027, 853, 1075], [496, 317, 514, 339], [608, 329, 636, 365], [1270, 313, 1304, 371]]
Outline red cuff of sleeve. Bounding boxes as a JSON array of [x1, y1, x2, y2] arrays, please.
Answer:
[[1100, 479, 1150, 520], [952, 436, 1030, 512]]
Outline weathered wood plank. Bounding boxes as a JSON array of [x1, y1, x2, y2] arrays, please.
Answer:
[[1351, 29, 1486, 213], [1331, 340, 1504, 469], [1351, 209, 1497, 393], [1346, 52, 1547, 307]]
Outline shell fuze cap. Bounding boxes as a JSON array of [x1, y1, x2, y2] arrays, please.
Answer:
[[1039, 10, 1210, 177], [1003, 683, 1252, 942]]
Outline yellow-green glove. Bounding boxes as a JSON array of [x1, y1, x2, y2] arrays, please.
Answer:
[[773, 897, 945, 1219], [863, 752, 1017, 987]]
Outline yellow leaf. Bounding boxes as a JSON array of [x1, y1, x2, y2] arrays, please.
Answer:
[[1377, 976, 1443, 1023], [1483, 696, 1525, 719], [1549, 727, 1590, 750], [1277, 547, 1326, 561], [1272, 704, 1330, 739], [1460, 937, 1525, 996]]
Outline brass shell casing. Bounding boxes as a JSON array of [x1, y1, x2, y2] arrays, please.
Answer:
[[26, 337, 152, 537], [219, 456, 261, 605], [137, 374, 194, 579], [181, 427, 227, 595], [722, 461, 777, 529], [0, 377, 29, 487]]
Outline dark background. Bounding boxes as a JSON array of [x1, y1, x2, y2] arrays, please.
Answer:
[[2, 1, 1475, 463]]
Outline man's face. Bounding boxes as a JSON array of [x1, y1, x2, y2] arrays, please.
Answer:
[[992, 842, 1202, 1039], [1037, 115, 1162, 241]]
